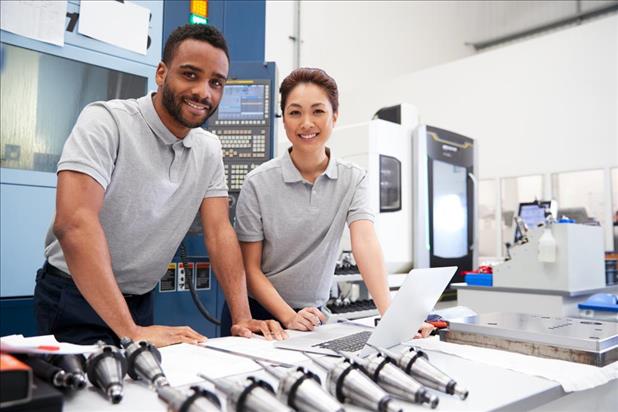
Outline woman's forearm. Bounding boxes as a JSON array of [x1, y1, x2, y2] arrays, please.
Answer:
[[350, 220, 391, 315]]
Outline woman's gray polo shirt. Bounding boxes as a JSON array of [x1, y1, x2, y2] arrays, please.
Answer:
[[44, 93, 228, 295], [235, 148, 374, 308]]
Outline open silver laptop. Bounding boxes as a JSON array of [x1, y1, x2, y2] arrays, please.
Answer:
[[275, 266, 457, 357]]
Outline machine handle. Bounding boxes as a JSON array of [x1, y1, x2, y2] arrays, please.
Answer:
[[467, 172, 478, 252]]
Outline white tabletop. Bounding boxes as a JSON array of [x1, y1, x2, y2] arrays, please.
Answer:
[[63, 338, 574, 412]]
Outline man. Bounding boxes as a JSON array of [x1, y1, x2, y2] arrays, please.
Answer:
[[33, 24, 286, 347]]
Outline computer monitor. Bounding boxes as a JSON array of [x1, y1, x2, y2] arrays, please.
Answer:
[[515, 200, 556, 242]]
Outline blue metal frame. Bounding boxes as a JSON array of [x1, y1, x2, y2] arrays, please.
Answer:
[[163, 0, 265, 62], [215, 1, 265, 62]]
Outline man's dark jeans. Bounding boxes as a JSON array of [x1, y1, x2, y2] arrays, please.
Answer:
[[220, 297, 276, 337], [220, 297, 315, 336], [33, 262, 154, 346]]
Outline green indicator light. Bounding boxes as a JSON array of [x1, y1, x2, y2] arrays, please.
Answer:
[[189, 14, 208, 25]]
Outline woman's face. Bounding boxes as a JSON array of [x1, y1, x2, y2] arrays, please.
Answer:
[[283, 82, 338, 153]]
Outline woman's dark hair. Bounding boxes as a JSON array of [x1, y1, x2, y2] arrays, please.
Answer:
[[279, 68, 339, 113], [163, 24, 229, 64]]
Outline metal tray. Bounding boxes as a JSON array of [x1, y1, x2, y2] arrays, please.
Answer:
[[440, 312, 618, 366]]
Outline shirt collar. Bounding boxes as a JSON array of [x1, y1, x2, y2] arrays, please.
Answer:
[[138, 92, 195, 148], [281, 148, 304, 183], [323, 147, 338, 179], [281, 147, 338, 183]]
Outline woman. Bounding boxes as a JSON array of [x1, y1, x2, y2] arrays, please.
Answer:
[[222, 68, 432, 338]]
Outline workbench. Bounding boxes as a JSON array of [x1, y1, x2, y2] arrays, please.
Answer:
[[62, 325, 618, 412]]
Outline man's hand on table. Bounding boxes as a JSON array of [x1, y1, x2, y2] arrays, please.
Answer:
[[130, 325, 207, 347], [231, 319, 287, 341], [283, 307, 327, 331], [414, 322, 436, 339]]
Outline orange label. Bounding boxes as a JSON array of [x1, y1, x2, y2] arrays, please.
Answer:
[[0, 352, 30, 371]]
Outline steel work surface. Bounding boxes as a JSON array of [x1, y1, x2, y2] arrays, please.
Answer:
[[441, 313, 618, 366]]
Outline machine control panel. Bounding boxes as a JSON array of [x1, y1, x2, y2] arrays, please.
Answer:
[[159, 262, 211, 293], [207, 79, 272, 191]]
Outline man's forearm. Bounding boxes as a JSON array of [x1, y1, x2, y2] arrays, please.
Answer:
[[206, 225, 252, 323], [56, 217, 138, 338]]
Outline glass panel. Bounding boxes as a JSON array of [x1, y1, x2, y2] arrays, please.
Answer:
[[479, 179, 498, 257], [379, 155, 401, 212], [552, 170, 605, 222], [501, 175, 543, 248], [552, 170, 605, 223], [432, 159, 468, 258], [552, 169, 607, 247], [0, 43, 147, 173]]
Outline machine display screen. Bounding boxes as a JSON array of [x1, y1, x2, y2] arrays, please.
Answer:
[[519, 204, 546, 228], [515, 202, 550, 241], [432, 160, 468, 258], [217, 84, 265, 120]]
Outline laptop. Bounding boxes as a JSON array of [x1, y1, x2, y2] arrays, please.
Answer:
[[275, 266, 457, 357]]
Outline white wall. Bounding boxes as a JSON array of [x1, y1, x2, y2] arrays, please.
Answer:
[[339, 14, 618, 179], [266, 1, 615, 95], [265, 0, 488, 154], [265, 0, 296, 90], [265, 2, 618, 162], [298, 1, 483, 94], [264, 0, 295, 155]]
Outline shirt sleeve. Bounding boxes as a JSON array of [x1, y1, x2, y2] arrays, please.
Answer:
[[234, 179, 264, 242], [347, 171, 375, 225], [57, 102, 119, 189], [203, 140, 229, 198]]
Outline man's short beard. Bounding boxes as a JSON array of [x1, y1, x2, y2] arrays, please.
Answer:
[[161, 82, 212, 129]]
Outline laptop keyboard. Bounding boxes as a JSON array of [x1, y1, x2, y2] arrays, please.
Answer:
[[312, 331, 372, 352]]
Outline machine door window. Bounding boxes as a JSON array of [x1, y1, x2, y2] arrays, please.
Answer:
[[432, 159, 468, 258], [379, 155, 401, 212], [0, 43, 147, 173]]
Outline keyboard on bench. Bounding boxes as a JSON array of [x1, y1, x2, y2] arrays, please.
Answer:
[[312, 330, 372, 352], [327, 299, 376, 314]]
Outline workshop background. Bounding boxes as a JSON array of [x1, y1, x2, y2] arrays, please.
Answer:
[[1, 0, 617, 341]]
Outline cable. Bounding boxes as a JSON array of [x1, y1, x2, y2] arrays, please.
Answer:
[[178, 242, 221, 325]]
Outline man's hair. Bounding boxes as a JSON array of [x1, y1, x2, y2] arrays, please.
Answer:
[[162, 24, 229, 65], [279, 67, 339, 113]]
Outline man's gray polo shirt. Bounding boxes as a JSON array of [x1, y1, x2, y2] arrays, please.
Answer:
[[44, 93, 228, 294], [235, 148, 374, 308]]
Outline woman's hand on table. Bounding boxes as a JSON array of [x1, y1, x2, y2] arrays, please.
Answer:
[[414, 322, 436, 339], [283, 307, 327, 331]]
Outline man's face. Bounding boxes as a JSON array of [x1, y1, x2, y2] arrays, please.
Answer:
[[156, 39, 229, 130]]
